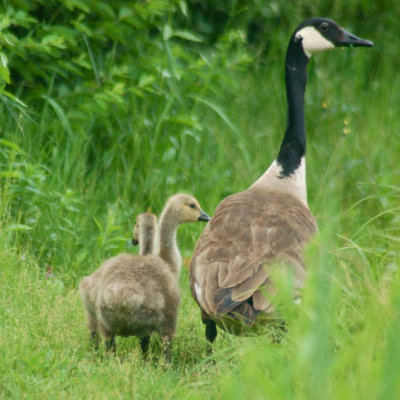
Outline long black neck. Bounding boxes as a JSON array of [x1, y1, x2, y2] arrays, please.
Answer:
[[276, 36, 309, 177]]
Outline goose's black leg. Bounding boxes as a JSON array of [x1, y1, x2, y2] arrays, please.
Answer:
[[205, 319, 217, 343], [205, 319, 217, 355]]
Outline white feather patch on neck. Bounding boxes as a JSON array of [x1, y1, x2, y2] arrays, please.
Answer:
[[250, 157, 308, 207], [296, 26, 334, 58]]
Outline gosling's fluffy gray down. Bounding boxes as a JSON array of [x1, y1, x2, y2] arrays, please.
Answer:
[[95, 253, 180, 342], [79, 212, 168, 354]]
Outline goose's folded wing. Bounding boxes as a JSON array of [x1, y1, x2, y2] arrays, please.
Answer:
[[190, 190, 317, 323]]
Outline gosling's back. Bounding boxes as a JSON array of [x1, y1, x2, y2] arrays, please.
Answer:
[[97, 253, 180, 337]]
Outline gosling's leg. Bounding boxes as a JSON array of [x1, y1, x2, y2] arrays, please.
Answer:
[[90, 330, 100, 350], [99, 322, 116, 354], [162, 336, 172, 363], [87, 314, 100, 349], [105, 336, 116, 354], [140, 335, 150, 359]]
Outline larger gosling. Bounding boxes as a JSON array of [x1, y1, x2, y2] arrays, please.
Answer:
[[79, 212, 158, 348], [82, 194, 210, 361]]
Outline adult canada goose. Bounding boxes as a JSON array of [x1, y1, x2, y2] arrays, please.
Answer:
[[81, 195, 210, 360], [190, 18, 373, 344]]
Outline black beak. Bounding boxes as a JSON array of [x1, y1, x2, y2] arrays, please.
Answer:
[[338, 29, 373, 47], [198, 210, 211, 222], [131, 238, 139, 246]]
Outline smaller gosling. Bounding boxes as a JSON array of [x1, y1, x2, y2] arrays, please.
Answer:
[[131, 212, 159, 255], [81, 195, 210, 361], [79, 212, 158, 348]]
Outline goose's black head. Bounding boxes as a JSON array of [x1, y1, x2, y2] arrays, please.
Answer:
[[294, 17, 373, 58]]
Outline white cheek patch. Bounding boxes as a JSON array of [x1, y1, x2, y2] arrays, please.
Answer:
[[296, 26, 334, 57]]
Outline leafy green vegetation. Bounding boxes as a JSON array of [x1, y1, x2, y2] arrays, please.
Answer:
[[1, 1, 399, 399]]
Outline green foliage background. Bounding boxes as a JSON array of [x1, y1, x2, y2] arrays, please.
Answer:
[[0, 1, 399, 399]]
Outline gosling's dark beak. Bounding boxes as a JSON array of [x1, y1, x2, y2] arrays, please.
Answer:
[[198, 210, 211, 222], [131, 238, 139, 246], [338, 28, 373, 47]]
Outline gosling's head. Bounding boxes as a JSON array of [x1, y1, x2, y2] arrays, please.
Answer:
[[293, 17, 373, 58], [162, 194, 211, 225], [132, 212, 158, 248]]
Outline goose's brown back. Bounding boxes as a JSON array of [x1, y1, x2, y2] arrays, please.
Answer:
[[190, 188, 318, 328]]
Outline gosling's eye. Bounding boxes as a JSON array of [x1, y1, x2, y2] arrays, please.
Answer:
[[320, 22, 329, 32], [189, 204, 196, 209]]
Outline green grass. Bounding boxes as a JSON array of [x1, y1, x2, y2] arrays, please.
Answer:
[[1, 7, 400, 399]]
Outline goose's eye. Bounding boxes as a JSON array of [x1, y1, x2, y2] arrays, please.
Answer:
[[189, 204, 196, 209], [320, 22, 329, 32]]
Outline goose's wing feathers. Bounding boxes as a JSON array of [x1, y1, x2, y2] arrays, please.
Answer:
[[190, 189, 318, 325]]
